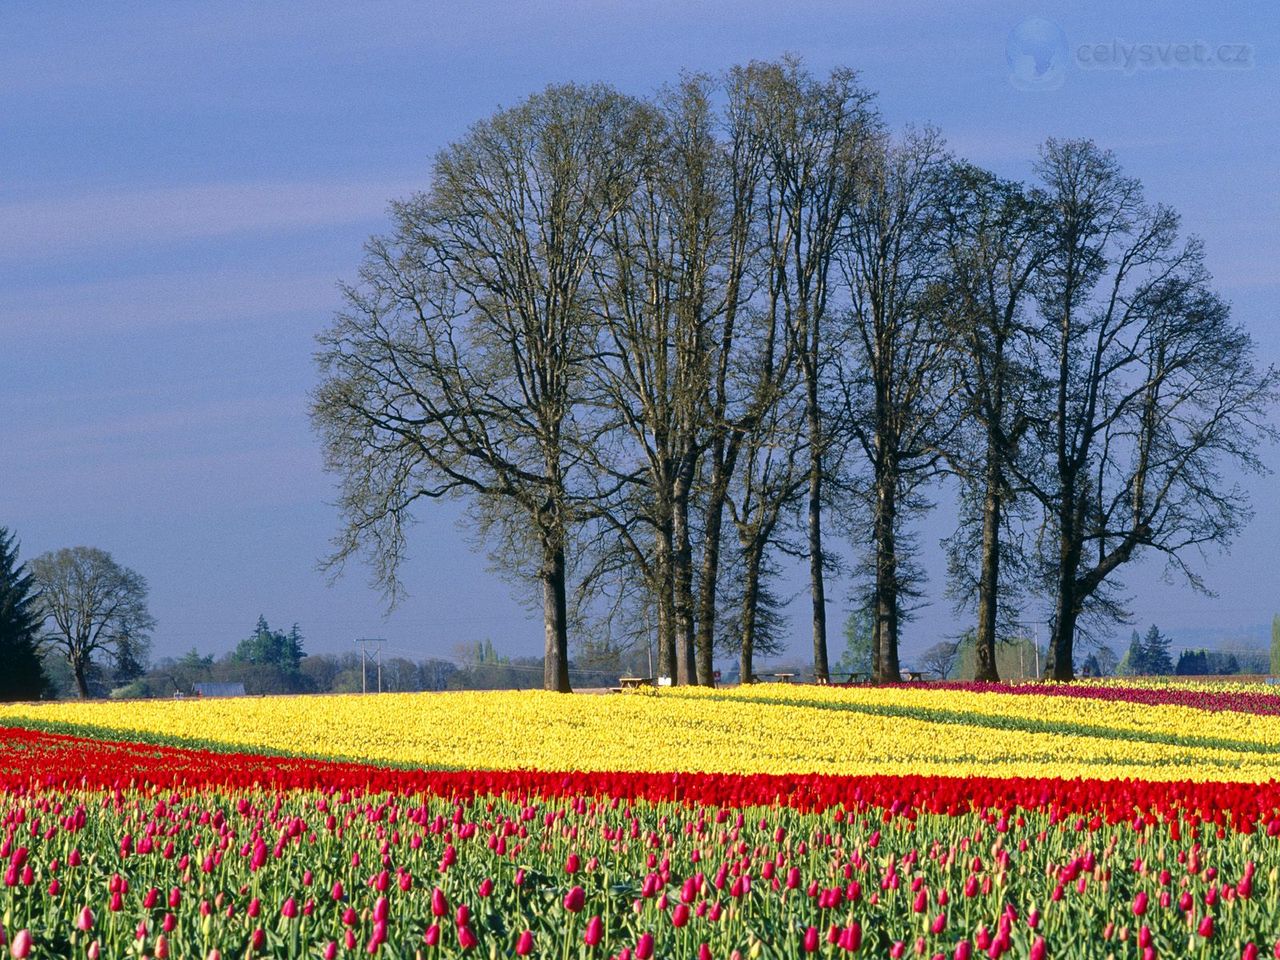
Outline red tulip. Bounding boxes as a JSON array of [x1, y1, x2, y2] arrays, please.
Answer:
[[803, 927, 819, 953], [457, 925, 478, 951], [564, 886, 586, 913], [77, 906, 94, 931], [636, 933, 655, 960], [1132, 891, 1147, 916], [672, 904, 690, 928], [515, 931, 534, 956], [584, 916, 603, 947]]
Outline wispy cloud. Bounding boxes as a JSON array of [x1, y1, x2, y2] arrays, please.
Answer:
[[0, 265, 344, 336], [0, 178, 416, 264]]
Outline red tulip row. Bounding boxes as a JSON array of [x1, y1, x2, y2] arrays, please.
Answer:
[[2, 725, 1280, 834]]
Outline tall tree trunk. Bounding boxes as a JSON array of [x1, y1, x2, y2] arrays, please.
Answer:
[[739, 543, 763, 685], [72, 656, 90, 699], [1047, 515, 1080, 681], [806, 393, 829, 682], [694, 450, 729, 686], [672, 482, 697, 686], [873, 467, 902, 683], [654, 521, 676, 683], [541, 539, 571, 693], [974, 447, 1002, 682]]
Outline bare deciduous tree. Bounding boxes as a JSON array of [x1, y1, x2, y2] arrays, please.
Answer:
[[313, 84, 648, 691], [31, 546, 155, 698], [837, 128, 962, 682], [937, 164, 1049, 680], [741, 57, 878, 682], [1026, 139, 1279, 679]]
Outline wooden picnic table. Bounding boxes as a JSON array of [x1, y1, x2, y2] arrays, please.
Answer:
[[618, 676, 656, 690], [771, 672, 796, 683], [905, 670, 925, 682]]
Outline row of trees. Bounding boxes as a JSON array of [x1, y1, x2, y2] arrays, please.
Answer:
[[314, 58, 1277, 689]]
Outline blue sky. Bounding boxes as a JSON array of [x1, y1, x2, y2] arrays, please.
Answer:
[[2, 1, 1276, 666]]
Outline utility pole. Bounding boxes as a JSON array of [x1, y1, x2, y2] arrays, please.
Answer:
[[354, 638, 387, 693]]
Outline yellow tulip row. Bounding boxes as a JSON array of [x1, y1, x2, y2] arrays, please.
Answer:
[[660, 682, 1280, 751], [0, 680, 1277, 782]]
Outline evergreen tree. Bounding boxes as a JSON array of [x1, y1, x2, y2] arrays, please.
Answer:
[[1175, 649, 1207, 676], [0, 527, 50, 701], [1272, 614, 1280, 676], [234, 616, 304, 671], [1118, 630, 1146, 676], [1142, 624, 1174, 676]]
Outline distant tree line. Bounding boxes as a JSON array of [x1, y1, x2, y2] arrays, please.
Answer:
[[314, 57, 1278, 689]]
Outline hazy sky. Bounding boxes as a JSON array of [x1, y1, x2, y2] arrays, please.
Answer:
[[3, 1, 1276, 667]]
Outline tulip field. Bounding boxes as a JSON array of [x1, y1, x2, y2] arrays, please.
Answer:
[[3, 683, 1280, 958]]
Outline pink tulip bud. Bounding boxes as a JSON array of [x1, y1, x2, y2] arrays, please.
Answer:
[[584, 916, 603, 947], [457, 925, 478, 951], [478, 878, 494, 898], [673, 904, 690, 928], [455, 904, 470, 928], [77, 907, 94, 931], [636, 933, 655, 960], [323, 943, 337, 960], [424, 924, 440, 947], [155, 935, 170, 960], [281, 897, 298, 919], [431, 887, 448, 917], [88, 941, 100, 960], [564, 886, 586, 913], [10, 930, 31, 960], [1198, 916, 1214, 938], [803, 927, 819, 953], [515, 931, 534, 956], [1132, 891, 1148, 916]]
